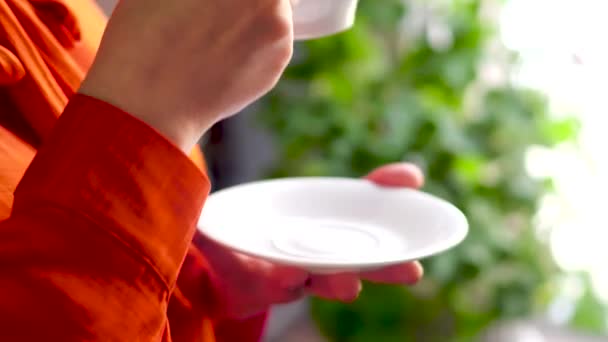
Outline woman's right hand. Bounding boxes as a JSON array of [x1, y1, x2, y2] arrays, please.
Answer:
[[80, 0, 294, 152]]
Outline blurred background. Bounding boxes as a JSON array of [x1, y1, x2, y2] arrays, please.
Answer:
[[96, 0, 608, 340]]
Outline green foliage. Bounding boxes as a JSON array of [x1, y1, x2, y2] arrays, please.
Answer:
[[257, 0, 584, 340], [570, 274, 608, 334]]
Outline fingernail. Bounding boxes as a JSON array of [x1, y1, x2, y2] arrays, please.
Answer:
[[405, 263, 424, 285]]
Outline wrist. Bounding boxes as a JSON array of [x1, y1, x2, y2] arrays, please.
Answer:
[[79, 66, 215, 153]]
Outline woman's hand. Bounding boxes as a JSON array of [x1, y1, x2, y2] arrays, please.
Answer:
[[193, 163, 425, 319], [80, 0, 295, 152]]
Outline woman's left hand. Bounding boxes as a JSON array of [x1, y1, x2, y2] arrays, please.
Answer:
[[192, 163, 425, 319]]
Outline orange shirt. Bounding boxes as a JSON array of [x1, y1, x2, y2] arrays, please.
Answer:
[[1, 0, 266, 341], [1, 93, 212, 341]]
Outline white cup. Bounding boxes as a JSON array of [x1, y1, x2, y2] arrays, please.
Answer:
[[292, 0, 360, 40]]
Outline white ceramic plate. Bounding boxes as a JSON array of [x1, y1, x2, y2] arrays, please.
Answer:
[[197, 178, 468, 273], [292, 0, 359, 40]]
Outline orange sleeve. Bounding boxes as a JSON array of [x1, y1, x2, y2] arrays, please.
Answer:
[[0, 94, 210, 341]]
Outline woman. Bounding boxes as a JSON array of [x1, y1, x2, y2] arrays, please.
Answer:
[[0, 0, 424, 340]]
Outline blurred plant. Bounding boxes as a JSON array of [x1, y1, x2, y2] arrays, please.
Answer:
[[257, 0, 593, 340]]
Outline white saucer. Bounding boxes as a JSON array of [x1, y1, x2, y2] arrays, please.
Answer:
[[197, 178, 468, 273]]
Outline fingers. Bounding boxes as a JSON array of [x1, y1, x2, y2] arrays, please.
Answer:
[[277, 262, 422, 305], [271, 264, 310, 289], [303, 262, 422, 307], [365, 163, 425, 189], [360, 262, 423, 285], [305, 262, 422, 305], [363, 164, 424, 283], [265, 264, 310, 303], [306, 273, 362, 302]]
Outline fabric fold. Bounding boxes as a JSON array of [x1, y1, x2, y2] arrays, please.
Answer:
[[0, 0, 83, 141]]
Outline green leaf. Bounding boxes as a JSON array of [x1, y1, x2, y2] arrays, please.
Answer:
[[542, 117, 582, 145], [570, 275, 608, 334]]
